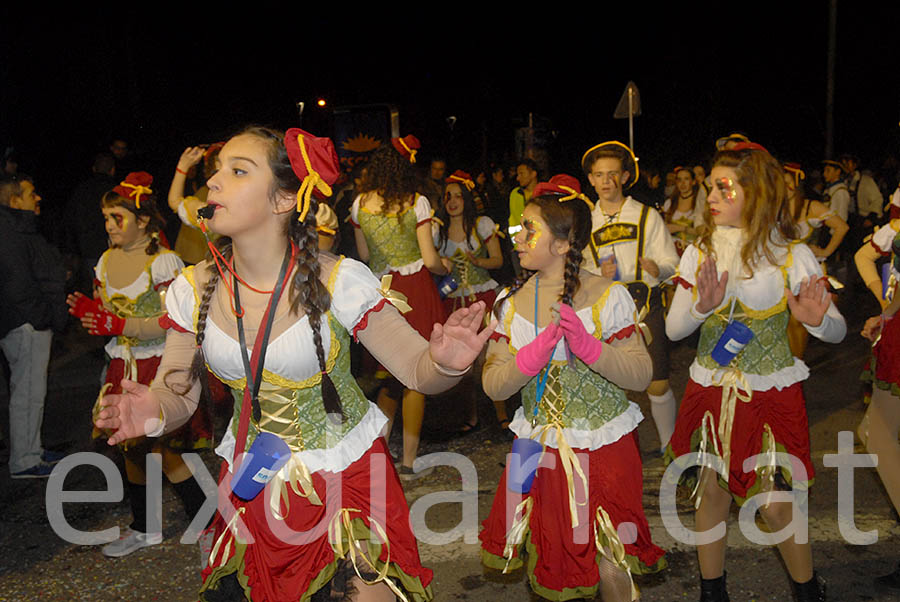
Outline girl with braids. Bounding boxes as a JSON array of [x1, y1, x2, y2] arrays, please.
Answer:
[[665, 143, 845, 602], [351, 140, 449, 478], [480, 175, 665, 601], [66, 172, 212, 557], [433, 170, 506, 435], [94, 127, 494, 602], [783, 162, 848, 357]]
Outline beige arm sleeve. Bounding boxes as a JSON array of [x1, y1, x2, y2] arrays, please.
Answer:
[[356, 303, 463, 395], [482, 338, 532, 402], [149, 328, 202, 432], [587, 330, 653, 392], [122, 316, 167, 340], [855, 241, 885, 303]]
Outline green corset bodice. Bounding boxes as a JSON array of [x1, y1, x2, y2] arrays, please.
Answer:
[[227, 314, 372, 452], [696, 304, 793, 375], [448, 243, 492, 292], [359, 209, 422, 275], [522, 361, 631, 431]]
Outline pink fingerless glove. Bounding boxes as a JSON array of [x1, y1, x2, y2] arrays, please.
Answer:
[[88, 309, 126, 336], [558, 303, 603, 364], [515, 322, 563, 376]]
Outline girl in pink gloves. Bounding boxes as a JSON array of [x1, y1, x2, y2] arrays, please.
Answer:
[[480, 175, 665, 601]]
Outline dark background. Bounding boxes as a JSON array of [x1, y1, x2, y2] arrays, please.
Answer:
[[2, 4, 899, 216]]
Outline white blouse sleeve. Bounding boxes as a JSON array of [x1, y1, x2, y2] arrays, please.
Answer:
[[596, 283, 638, 339], [666, 245, 711, 341], [164, 271, 197, 334], [151, 252, 185, 288], [413, 195, 433, 225], [871, 221, 899, 254], [349, 195, 361, 227], [787, 243, 846, 343], [476, 216, 497, 241], [330, 257, 387, 332]]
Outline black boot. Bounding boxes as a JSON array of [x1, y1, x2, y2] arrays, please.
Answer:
[[700, 572, 730, 602], [874, 563, 900, 591], [792, 572, 826, 601]]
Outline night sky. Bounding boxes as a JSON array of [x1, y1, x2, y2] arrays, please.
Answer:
[[2, 4, 899, 212]]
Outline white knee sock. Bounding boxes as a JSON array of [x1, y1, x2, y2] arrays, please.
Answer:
[[649, 389, 677, 451]]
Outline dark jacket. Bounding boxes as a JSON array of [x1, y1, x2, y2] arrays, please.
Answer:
[[0, 204, 67, 336]]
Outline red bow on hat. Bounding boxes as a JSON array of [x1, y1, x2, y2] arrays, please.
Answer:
[[284, 128, 340, 222], [391, 135, 420, 164], [446, 170, 475, 191], [534, 174, 594, 210], [113, 172, 154, 209], [730, 141, 769, 154]]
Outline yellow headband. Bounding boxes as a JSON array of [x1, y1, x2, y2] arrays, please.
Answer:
[[118, 182, 153, 209], [294, 133, 333, 222], [448, 174, 475, 191], [398, 138, 417, 164], [557, 185, 595, 211]]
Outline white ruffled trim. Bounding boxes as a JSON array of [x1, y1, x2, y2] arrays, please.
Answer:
[[104, 338, 164, 360], [508, 402, 643, 451], [447, 279, 499, 297], [872, 222, 899, 253], [164, 273, 196, 333], [216, 402, 389, 474], [688, 358, 810, 391], [372, 258, 425, 278]]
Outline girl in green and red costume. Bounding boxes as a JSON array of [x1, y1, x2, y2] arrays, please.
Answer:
[[67, 171, 212, 558]]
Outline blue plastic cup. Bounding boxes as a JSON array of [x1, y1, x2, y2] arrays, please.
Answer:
[[710, 320, 754, 367], [231, 432, 292, 501], [507, 437, 544, 494], [438, 274, 459, 298]]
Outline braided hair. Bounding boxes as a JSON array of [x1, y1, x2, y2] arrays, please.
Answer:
[[172, 126, 343, 422], [493, 193, 592, 318]]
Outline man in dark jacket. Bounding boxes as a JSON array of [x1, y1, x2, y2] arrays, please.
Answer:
[[0, 175, 67, 478]]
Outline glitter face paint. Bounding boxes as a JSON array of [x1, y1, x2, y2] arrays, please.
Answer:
[[715, 177, 738, 203], [522, 218, 543, 249]]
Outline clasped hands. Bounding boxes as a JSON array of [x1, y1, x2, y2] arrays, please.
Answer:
[[516, 303, 603, 376], [66, 291, 125, 336]]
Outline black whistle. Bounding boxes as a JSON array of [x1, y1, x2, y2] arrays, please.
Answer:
[[197, 205, 215, 220]]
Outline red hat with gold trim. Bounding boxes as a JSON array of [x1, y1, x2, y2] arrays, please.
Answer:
[[391, 135, 421, 164], [284, 128, 340, 222], [445, 170, 475, 191], [113, 171, 154, 209], [715, 132, 751, 150], [534, 174, 594, 210]]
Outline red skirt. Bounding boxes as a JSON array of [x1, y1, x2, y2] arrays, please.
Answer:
[[388, 267, 447, 339], [480, 433, 666, 599], [100, 357, 212, 450], [201, 437, 433, 602], [871, 315, 900, 391], [442, 288, 497, 317], [668, 379, 814, 503]]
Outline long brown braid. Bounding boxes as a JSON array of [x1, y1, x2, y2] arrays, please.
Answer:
[[492, 193, 592, 319]]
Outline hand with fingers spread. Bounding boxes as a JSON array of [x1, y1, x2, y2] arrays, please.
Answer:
[[176, 146, 206, 174], [515, 320, 563, 376], [94, 379, 163, 445], [695, 256, 728, 314], [785, 276, 831, 327], [556, 302, 603, 364], [429, 301, 497, 371]]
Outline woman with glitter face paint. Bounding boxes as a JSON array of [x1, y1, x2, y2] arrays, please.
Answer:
[[67, 172, 212, 558], [665, 143, 845, 602], [480, 175, 665, 601], [94, 128, 494, 601]]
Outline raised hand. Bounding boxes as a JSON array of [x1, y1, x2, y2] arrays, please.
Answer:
[[785, 276, 831, 327], [556, 303, 603, 364], [94, 379, 163, 445], [695, 256, 728, 314], [514, 321, 564, 377], [429, 301, 498, 371], [176, 146, 205, 174]]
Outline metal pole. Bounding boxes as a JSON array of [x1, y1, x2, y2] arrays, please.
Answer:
[[628, 87, 634, 152], [825, 0, 837, 158]]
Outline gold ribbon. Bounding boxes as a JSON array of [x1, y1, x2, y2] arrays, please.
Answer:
[[378, 275, 412, 313], [118, 182, 153, 208], [594, 506, 640, 601], [448, 174, 475, 191], [691, 411, 721, 509], [534, 424, 588, 529], [209, 507, 247, 568], [397, 138, 417, 164], [502, 497, 533, 573], [711, 367, 753, 485], [755, 423, 778, 507], [268, 454, 323, 518], [328, 508, 409, 602], [294, 133, 333, 222], [490, 223, 506, 239], [557, 185, 595, 211], [316, 225, 336, 235]]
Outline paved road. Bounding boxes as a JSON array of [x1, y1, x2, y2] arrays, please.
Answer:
[[0, 283, 897, 601]]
